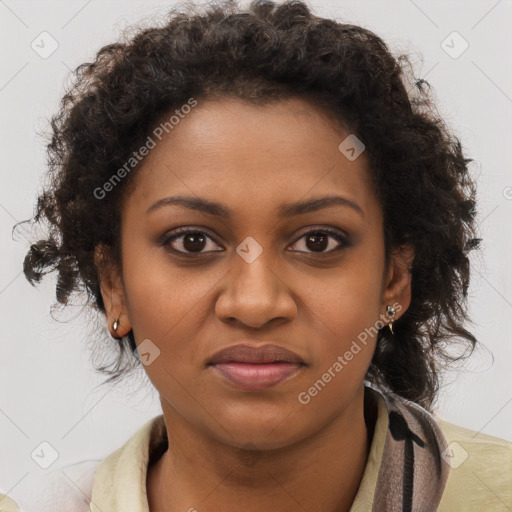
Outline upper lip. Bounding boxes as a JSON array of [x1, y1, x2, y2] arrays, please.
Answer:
[[207, 343, 305, 365]]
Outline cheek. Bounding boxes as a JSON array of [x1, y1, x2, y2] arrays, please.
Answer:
[[309, 255, 384, 341], [121, 253, 214, 401], [299, 255, 384, 389], [124, 267, 215, 352], [120, 236, 211, 353], [292, 315, 378, 424]]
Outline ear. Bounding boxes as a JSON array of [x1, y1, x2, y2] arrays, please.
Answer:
[[382, 243, 415, 322], [94, 244, 132, 338]]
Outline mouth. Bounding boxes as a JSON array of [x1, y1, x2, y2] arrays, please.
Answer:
[[206, 343, 306, 391], [208, 362, 305, 391]]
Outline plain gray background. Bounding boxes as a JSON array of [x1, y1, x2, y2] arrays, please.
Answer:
[[1, 0, 511, 503]]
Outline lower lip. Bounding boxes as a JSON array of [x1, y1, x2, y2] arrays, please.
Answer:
[[210, 362, 304, 391]]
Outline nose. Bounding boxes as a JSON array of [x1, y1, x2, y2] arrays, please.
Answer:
[[215, 247, 297, 329]]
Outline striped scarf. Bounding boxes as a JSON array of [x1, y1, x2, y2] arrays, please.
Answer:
[[367, 386, 451, 511]]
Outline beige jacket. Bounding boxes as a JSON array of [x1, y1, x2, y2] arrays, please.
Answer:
[[4, 388, 511, 511]]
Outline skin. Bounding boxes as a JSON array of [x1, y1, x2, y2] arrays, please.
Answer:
[[97, 96, 414, 512]]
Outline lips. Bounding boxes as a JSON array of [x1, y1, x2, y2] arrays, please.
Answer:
[[207, 343, 306, 391], [207, 343, 305, 365]]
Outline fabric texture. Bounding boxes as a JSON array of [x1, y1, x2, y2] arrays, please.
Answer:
[[358, 387, 451, 510], [4, 385, 512, 511]]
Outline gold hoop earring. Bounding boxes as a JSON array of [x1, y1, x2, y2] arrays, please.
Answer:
[[385, 305, 396, 334]]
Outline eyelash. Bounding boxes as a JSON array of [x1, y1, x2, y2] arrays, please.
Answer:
[[161, 226, 350, 257]]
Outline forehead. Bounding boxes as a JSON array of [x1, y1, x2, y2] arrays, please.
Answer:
[[123, 97, 378, 224]]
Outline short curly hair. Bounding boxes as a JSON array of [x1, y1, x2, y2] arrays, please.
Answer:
[[21, 0, 480, 411]]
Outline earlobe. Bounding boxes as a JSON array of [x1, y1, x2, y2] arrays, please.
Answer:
[[94, 244, 132, 338], [383, 243, 415, 321]]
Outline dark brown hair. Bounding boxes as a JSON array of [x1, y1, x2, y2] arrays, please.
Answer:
[[20, 0, 480, 411]]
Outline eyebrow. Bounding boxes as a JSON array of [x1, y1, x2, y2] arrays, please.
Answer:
[[146, 194, 364, 218]]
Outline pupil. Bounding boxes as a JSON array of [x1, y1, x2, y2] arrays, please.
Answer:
[[184, 232, 206, 252], [180, 232, 330, 253], [307, 232, 328, 252]]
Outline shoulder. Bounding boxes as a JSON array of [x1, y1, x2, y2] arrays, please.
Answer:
[[436, 417, 512, 511], [0, 493, 20, 511], [2, 459, 101, 512], [1, 416, 165, 512]]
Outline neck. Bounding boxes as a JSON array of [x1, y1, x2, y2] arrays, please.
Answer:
[[147, 385, 375, 512]]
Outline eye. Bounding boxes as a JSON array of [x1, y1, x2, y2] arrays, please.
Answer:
[[161, 226, 350, 257], [161, 228, 224, 255], [288, 227, 350, 254]]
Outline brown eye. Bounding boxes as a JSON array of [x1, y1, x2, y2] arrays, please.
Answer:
[[162, 228, 224, 255], [305, 232, 329, 252], [161, 226, 350, 257], [289, 228, 349, 254]]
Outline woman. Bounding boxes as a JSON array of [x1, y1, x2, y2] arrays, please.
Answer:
[[8, 0, 512, 510]]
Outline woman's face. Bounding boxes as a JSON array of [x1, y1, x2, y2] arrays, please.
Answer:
[[101, 96, 411, 450]]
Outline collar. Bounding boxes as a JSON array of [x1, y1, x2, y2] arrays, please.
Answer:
[[89, 385, 449, 511]]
